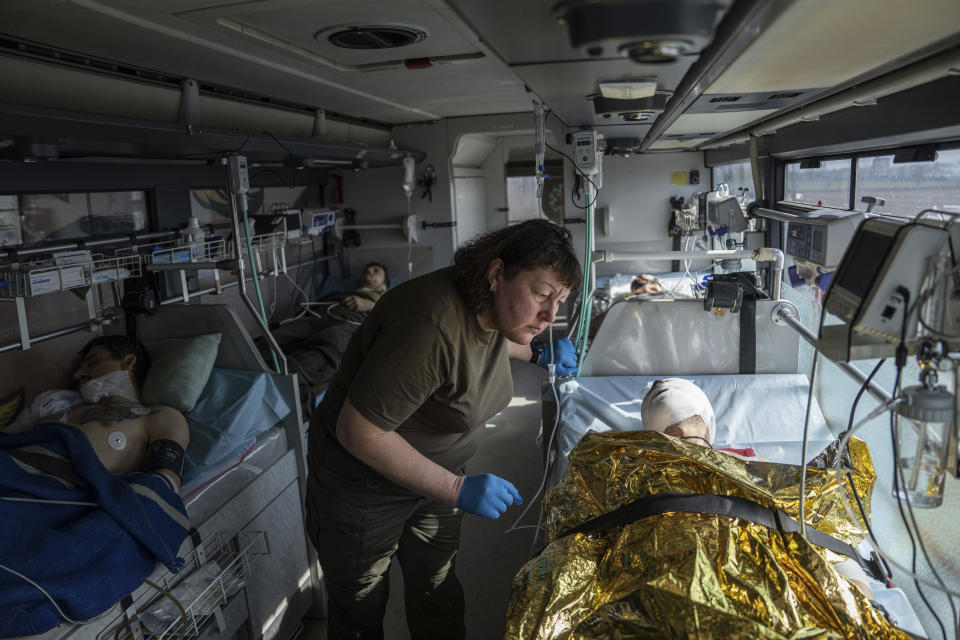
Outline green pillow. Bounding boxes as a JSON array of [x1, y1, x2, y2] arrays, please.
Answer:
[[141, 333, 222, 412]]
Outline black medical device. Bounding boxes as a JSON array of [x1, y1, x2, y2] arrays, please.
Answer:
[[703, 280, 742, 313], [145, 438, 186, 480], [702, 273, 766, 314]]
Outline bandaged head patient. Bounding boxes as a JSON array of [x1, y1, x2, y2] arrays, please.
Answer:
[[640, 378, 716, 447], [7, 335, 189, 490]]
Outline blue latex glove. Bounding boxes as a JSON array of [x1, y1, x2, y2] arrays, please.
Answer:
[[456, 473, 522, 519], [537, 337, 578, 376]]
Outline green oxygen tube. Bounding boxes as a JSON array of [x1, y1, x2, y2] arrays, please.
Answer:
[[572, 188, 594, 351], [575, 187, 594, 375]]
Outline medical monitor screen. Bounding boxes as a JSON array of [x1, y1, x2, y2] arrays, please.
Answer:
[[834, 229, 896, 298]]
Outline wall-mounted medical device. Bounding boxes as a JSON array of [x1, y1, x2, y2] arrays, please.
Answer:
[[252, 209, 300, 240], [253, 207, 336, 240], [821, 216, 951, 356], [572, 130, 600, 175], [303, 209, 336, 236], [706, 195, 748, 234], [786, 209, 865, 268]]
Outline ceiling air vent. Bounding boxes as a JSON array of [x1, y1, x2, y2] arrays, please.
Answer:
[[325, 25, 427, 50], [767, 92, 802, 100], [709, 95, 741, 103]]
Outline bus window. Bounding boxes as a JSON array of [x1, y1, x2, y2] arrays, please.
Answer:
[[784, 159, 852, 209], [856, 149, 960, 215], [712, 160, 753, 198]]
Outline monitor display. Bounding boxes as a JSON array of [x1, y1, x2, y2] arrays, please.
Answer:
[[833, 229, 896, 298]]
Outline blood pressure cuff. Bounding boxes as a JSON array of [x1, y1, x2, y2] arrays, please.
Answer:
[[145, 439, 186, 479]]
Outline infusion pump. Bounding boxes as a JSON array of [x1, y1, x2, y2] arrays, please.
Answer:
[[786, 209, 865, 268], [572, 130, 600, 175]]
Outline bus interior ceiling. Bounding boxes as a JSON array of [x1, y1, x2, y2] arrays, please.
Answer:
[[1, 1, 960, 639]]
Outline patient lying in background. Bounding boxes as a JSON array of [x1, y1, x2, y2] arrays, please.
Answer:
[[629, 273, 662, 295], [5, 335, 189, 490], [265, 261, 391, 411], [340, 261, 389, 312]]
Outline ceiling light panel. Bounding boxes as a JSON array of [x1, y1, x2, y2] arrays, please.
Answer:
[[649, 138, 710, 150], [664, 110, 778, 137], [706, 0, 960, 95], [598, 80, 658, 100]]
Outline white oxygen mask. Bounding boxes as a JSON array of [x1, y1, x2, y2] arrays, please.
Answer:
[[79, 369, 140, 405]]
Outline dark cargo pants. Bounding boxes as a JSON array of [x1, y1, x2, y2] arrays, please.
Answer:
[[306, 436, 466, 640]]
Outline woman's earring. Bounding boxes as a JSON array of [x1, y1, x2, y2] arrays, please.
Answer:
[[490, 282, 496, 294]]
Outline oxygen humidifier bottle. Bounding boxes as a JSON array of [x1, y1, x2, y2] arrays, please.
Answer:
[[181, 217, 205, 261]]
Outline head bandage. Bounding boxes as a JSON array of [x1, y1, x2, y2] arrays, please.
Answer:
[[640, 378, 716, 443]]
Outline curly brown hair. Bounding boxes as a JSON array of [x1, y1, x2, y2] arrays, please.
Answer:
[[453, 219, 582, 314]]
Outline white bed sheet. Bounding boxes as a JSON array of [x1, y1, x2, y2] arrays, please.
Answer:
[[550, 373, 833, 480], [599, 271, 703, 301], [182, 425, 288, 524]]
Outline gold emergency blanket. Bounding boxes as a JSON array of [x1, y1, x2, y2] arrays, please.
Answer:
[[503, 431, 910, 640]]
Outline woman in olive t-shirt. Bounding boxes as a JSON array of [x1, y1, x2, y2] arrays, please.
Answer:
[[306, 219, 581, 640]]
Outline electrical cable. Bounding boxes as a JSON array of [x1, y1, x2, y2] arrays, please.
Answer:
[[325, 303, 363, 326], [836, 359, 893, 581], [837, 359, 887, 447], [889, 287, 957, 639], [262, 130, 298, 187], [505, 150, 561, 543], [505, 372, 561, 538], [832, 400, 960, 599], [543, 139, 598, 370], [144, 579, 187, 640], [889, 368, 949, 640], [575, 192, 595, 373], [798, 307, 827, 538], [249, 168, 294, 188], [913, 257, 960, 339], [0, 561, 108, 625], [544, 142, 600, 206]]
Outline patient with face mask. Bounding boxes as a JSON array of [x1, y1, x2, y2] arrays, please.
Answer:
[[5, 335, 189, 490]]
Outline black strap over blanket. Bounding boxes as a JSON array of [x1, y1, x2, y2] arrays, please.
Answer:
[[740, 297, 756, 374], [557, 492, 883, 582]]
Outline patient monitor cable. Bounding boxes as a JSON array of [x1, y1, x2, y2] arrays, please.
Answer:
[[544, 135, 601, 369], [799, 300, 955, 637], [798, 308, 828, 539], [888, 288, 957, 640], [826, 292, 957, 638], [505, 119, 562, 539], [505, 367, 561, 539]]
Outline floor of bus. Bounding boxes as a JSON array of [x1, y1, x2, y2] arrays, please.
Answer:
[[301, 359, 549, 640]]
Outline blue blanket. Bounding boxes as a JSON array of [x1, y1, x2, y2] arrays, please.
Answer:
[[0, 423, 189, 637]]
